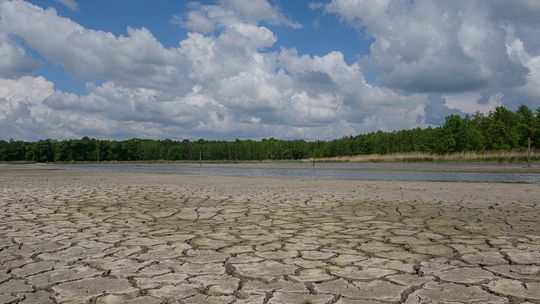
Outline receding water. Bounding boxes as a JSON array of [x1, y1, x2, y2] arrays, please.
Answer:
[[21, 162, 540, 184]]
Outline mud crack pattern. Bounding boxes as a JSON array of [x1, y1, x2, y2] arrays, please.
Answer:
[[0, 168, 539, 303]]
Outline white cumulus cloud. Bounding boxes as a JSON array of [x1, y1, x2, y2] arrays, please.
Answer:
[[0, 33, 40, 78], [1, 0, 539, 141], [325, 0, 530, 93]]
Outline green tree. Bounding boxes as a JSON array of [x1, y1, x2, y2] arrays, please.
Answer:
[[28, 140, 55, 162], [515, 104, 534, 146]]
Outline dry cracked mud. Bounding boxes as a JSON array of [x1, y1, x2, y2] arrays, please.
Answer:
[[0, 167, 539, 303]]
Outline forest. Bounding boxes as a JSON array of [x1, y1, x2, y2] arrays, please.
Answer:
[[1, 105, 539, 162]]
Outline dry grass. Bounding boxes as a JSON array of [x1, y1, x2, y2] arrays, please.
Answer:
[[303, 150, 540, 163]]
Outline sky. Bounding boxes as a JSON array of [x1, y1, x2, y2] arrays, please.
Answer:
[[1, 0, 540, 141]]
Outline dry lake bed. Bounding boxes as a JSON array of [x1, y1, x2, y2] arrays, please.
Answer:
[[1, 167, 539, 303]]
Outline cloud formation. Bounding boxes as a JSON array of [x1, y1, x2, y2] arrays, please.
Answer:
[[54, 0, 77, 10], [325, 0, 532, 93], [0, 0, 539, 141], [0, 33, 40, 77], [172, 0, 301, 33]]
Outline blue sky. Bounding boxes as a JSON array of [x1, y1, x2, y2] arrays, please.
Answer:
[[1, 0, 540, 140]]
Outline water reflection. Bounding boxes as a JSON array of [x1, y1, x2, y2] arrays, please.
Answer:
[[24, 162, 540, 184]]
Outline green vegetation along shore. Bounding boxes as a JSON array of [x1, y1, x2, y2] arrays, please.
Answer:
[[1, 105, 540, 163]]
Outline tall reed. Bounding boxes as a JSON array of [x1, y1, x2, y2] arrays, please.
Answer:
[[304, 150, 539, 163]]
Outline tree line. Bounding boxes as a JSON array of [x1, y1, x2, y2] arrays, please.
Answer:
[[1, 105, 539, 163]]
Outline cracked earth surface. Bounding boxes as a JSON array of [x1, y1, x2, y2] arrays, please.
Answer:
[[0, 167, 539, 304]]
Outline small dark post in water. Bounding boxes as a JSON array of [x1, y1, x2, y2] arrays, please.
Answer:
[[528, 137, 531, 168], [199, 151, 202, 167]]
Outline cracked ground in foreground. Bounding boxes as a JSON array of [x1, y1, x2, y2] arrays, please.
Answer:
[[0, 168, 539, 304]]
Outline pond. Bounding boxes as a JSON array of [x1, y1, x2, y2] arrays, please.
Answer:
[[23, 162, 540, 184]]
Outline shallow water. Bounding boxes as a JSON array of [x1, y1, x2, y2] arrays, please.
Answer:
[[24, 162, 540, 183]]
